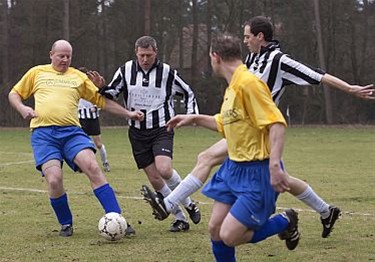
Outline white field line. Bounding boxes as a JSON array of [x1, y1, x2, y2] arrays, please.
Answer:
[[0, 151, 34, 167], [0, 160, 35, 167], [0, 186, 372, 217]]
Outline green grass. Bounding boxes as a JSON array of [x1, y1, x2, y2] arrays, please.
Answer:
[[1, 126, 374, 261]]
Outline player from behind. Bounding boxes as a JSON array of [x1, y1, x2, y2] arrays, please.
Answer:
[[8, 40, 144, 237], [142, 16, 375, 240], [144, 34, 300, 261]]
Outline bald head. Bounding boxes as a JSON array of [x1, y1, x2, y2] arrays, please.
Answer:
[[50, 39, 72, 73]]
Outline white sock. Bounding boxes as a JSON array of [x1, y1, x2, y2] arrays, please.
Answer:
[[296, 186, 330, 218], [158, 184, 187, 221], [99, 144, 108, 164], [164, 174, 203, 212], [165, 170, 193, 208]]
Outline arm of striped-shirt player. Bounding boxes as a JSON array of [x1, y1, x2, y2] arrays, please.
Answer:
[[279, 55, 325, 87], [173, 71, 199, 115], [100, 65, 126, 101]]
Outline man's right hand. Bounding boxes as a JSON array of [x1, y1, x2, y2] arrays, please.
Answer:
[[20, 105, 37, 120]]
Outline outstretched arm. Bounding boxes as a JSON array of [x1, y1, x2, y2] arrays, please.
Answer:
[[322, 74, 375, 100], [166, 114, 217, 132], [103, 98, 144, 121], [8, 92, 37, 120]]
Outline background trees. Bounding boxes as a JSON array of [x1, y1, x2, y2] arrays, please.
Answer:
[[1, 0, 374, 126]]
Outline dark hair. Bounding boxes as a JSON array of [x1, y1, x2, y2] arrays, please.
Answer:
[[211, 33, 242, 61], [135, 36, 158, 51], [243, 16, 273, 41]]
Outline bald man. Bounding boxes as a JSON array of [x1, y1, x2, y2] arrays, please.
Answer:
[[9, 39, 144, 237]]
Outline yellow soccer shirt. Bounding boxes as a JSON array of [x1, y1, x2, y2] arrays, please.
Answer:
[[11, 64, 105, 129], [214, 64, 287, 162]]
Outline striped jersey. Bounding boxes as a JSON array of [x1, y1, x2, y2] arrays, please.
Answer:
[[244, 40, 325, 105], [78, 99, 100, 119], [101, 59, 199, 129]]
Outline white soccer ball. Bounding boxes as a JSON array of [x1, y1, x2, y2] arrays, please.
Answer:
[[98, 212, 127, 241]]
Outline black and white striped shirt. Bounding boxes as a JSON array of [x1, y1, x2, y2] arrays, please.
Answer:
[[101, 59, 199, 129], [244, 40, 325, 105], [78, 99, 100, 119]]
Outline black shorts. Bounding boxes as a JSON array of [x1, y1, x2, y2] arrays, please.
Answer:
[[128, 126, 174, 169], [79, 118, 101, 136]]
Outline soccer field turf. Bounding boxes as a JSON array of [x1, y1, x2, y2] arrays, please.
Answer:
[[0, 126, 374, 261]]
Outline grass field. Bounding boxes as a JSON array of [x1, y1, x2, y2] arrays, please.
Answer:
[[0, 126, 374, 261]]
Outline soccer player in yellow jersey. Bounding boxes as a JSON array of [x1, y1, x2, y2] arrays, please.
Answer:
[[8, 40, 144, 237], [165, 34, 300, 261]]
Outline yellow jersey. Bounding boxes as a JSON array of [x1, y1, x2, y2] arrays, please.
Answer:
[[11, 64, 105, 129], [214, 64, 286, 162]]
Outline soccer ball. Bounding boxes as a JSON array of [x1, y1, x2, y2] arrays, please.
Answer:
[[98, 212, 127, 241]]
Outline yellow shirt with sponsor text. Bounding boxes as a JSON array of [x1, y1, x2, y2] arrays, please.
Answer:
[[11, 64, 106, 129], [214, 64, 287, 162]]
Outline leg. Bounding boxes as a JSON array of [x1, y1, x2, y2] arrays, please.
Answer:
[[92, 135, 110, 172], [43, 160, 73, 237], [208, 201, 236, 262], [164, 139, 228, 211], [287, 172, 341, 238], [74, 149, 121, 214], [143, 162, 189, 232]]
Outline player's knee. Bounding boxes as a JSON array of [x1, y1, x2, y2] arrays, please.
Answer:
[[83, 160, 102, 177], [197, 149, 214, 167], [220, 229, 236, 247], [207, 221, 221, 240], [47, 176, 63, 191], [157, 166, 173, 179]]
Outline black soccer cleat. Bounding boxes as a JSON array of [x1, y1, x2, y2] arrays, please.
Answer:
[[140, 185, 170, 220], [278, 209, 300, 250], [185, 202, 201, 224], [59, 224, 73, 237], [125, 223, 136, 236], [321, 206, 341, 238], [169, 220, 190, 232]]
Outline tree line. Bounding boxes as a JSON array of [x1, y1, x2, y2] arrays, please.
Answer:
[[1, 0, 374, 126]]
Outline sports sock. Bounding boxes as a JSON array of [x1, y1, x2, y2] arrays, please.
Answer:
[[249, 214, 289, 243], [99, 144, 108, 164], [158, 184, 187, 221], [94, 183, 121, 214], [165, 170, 193, 208], [211, 240, 236, 262], [50, 193, 73, 225], [296, 186, 330, 218], [164, 173, 203, 212]]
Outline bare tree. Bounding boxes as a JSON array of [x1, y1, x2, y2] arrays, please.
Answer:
[[191, 0, 198, 86], [63, 0, 70, 40], [314, 0, 333, 124], [1, 0, 9, 85], [144, 0, 151, 35]]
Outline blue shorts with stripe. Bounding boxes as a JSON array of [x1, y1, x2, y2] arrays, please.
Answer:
[[202, 158, 280, 230], [31, 126, 96, 173]]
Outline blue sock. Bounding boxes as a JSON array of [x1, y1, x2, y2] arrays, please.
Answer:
[[50, 193, 73, 225], [211, 240, 236, 262], [250, 214, 289, 243], [94, 183, 121, 214]]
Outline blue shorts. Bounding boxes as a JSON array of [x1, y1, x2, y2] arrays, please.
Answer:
[[202, 158, 279, 230], [31, 126, 96, 173]]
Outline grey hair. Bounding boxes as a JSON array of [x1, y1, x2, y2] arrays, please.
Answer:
[[135, 36, 158, 51]]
